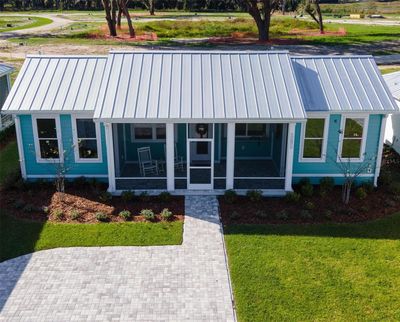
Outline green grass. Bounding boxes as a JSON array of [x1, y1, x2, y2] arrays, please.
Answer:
[[0, 213, 183, 262], [225, 214, 400, 321], [380, 66, 400, 75], [0, 16, 52, 32], [0, 140, 18, 184]]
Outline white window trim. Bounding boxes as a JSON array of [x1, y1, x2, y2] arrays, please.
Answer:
[[71, 116, 102, 163], [130, 124, 166, 142], [235, 123, 270, 138], [32, 115, 63, 164], [337, 114, 369, 163], [299, 116, 329, 163]]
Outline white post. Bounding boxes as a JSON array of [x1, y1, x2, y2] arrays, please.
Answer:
[[14, 115, 27, 180], [166, 123, 175, 191], [226, 122, 235, 190], [374, 115, 388, 187], [104, 122, 116, 193], [285, 123, 296, 192]]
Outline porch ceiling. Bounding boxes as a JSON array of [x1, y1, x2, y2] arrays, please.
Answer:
[[94, 51, 307, 122]]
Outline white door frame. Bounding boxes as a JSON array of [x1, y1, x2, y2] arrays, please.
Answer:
[[187, 123, 214, 190]]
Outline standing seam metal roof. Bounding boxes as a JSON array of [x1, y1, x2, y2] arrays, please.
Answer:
[[383, 71, 400, 102], [0, 63, 14, 78], [291, 56, 398, 113], [2, 55, 107, 113], [93, 51, 307, 121]]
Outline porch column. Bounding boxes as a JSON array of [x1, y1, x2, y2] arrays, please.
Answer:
[[226, 123, 235, 190], [166, 123, 175, 191], [104, 122, 116, 193], [374, 115, 388, 187], [285, 122, 296, 192], [14, 115, 26, 180]]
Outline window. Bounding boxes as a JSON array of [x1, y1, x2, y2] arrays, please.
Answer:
[[35, 118, 60, 160], [340, 117, 366, 160], [131, 124, 166, 141], [74, 118, 100, 161], [235, 124, 268, 137], [301, 118, 327, 161]]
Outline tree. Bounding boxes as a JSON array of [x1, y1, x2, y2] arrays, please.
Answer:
[[103, 0, 117, 36], [118, 0, 135, 37], [242, 0, 279, 41], [143, 0, 155, 15], [299, 0, 324, 33]]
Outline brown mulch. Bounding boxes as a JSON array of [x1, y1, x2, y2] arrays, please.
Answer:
[[219, 186, 400, 225], [86, 25, 158, 42], [1, 185, 184, 223], [288, 28, 347, 37]]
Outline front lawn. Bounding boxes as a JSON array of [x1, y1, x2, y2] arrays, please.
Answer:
[[225, 213, 400, 322], [0, 212, 183, 262]]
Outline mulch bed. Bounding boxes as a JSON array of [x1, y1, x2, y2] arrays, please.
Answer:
[[1, 183, 184, 223], [219, 186, 400, 225]]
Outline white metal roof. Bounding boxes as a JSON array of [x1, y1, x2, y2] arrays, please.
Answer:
[[94, 51, 306, 122], [383, 71, 400, 102], [292, 56, 399, 113], [0, 63, 14, 78], [2, 55, 107, 113]]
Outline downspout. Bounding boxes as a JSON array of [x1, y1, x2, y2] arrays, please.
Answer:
[[374, 114, 388, 187], [14, 115, 27, 180]]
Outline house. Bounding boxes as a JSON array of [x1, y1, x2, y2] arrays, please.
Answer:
[[0, 63, 14, 130], [2, 51, 399, 195], [383, 71, 400, 154]]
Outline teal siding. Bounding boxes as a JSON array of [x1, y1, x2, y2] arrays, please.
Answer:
[[292, 114, 383, 184], [20, 114, 108, 177]]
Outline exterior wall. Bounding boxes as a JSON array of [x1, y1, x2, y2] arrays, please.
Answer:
[[292, 114, 383, 185], [385, 114, 400, 154], [19, 114, 108, 178], [0, 75, 9, 109]]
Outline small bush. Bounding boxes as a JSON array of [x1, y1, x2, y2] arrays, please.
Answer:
[[95, 212, 109, 222], [255, 210, 269, 219], [360, 205, 370, 213], [13, 199, 25, 209], [341, 208, 356, 216], [119, 210, 132, 221], [275, 210, 289, 221], [158, 191, 171, 203], [304, 201, 315, 210], [355, 187, 367, 200], [70, 209, 81, 220], [23, 204, 36, 213], [384, 199, 397, 208], [121, 190, 135, 202], [224, 189, 237, 204], [160, 208, 173, 221], [246, 190, 262, 202], [324, 210, 333, 219], [140, 191, 150, 202], [229, 211, 240, 221], [53, 209, 64, 220], [98, 191, 112, 203], [299, 179, 314, 197], [300, 209, 313, 219], [42, 206, 50, 214], [320, 177, 334, 193], [141, 209, 155, 221], [285, 191, 301, 203]]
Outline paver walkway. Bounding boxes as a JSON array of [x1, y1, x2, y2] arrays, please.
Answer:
[[0, 196, 235, 321]]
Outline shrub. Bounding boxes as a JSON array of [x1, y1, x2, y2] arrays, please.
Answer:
[[141, 209, 155, 221], [224, 189, 237, 204], [70, 209, 81, 220], [95, 212, 109, 222], [121, 190, 135, 202], [320, 177, 334, 193], [53, 209, 64, 220], [384, 199, 396, 208], [23, 204, 36, 213], [299, 179, 314, 197], [98, 191, 112, 203], [360, 206, 370, 213], [229, 211, 240, 221], [42, 206, 49, 214], [160, 208, 173, 221], [323, 210, 333, 219], [13, 199, 25, 209], [246, 190, 262, 202], [304, 201, 315, 210], [119, 210, 132, 221], [341, 208, 355, 216], [140, 191, 150, 202], [285, 192, 300, 203], [158, 191, 171, 203], [300, 209, 313, 219], [355, 187, 367, 200], [275, 210, 289, 221], [255, 210, 269, 219]]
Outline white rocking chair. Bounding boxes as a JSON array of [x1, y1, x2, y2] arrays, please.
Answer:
[[164, 144, 185, 172], [137, 147, 158, 176]]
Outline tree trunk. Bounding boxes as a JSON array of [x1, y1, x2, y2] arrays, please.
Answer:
[[315, 1, 324, 33], [247, 1, 271, 42], [149, 0, 155, 15], [120, 0, 135, 37], [117, 3, 122, 28], [102, 0, 117, 36]]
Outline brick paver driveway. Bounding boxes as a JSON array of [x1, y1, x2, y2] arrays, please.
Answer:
[[0, 196, 235, 321]]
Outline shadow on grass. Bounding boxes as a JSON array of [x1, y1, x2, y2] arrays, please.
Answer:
[[224, 212, 400, 240]]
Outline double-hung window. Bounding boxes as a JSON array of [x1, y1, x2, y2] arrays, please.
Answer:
[[131, 124, 166, 141], [73, 118, 101, 162], [235, 124, 268, 138], [34, 117, 61, 162], [339, 116, 367, 161], [300, 118, 328, 161]]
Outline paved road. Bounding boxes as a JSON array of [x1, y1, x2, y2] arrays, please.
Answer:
[[0, 196, 236, 321]]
